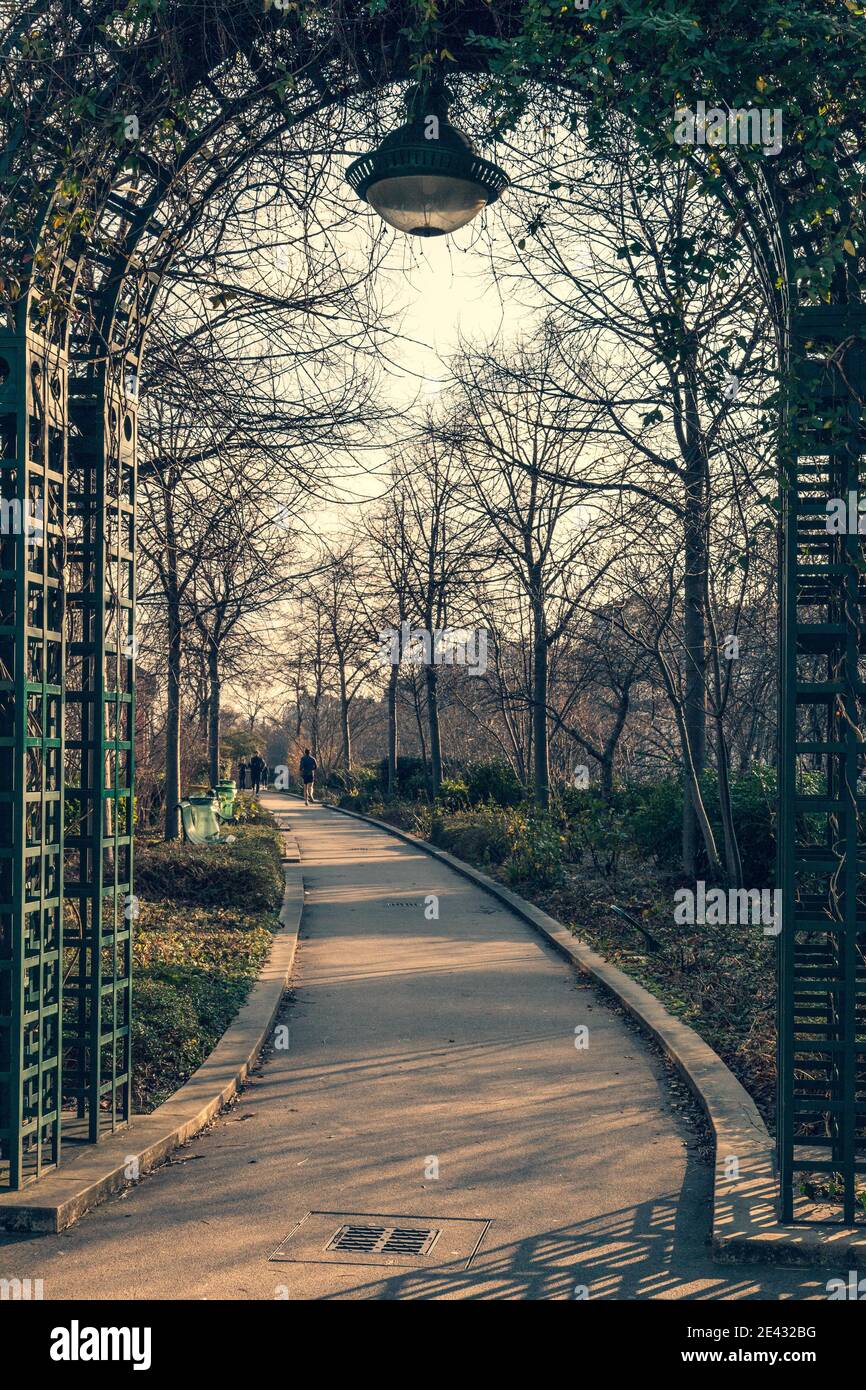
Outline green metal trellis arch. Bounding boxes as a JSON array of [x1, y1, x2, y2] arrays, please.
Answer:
[[0, 0, 864, 1229]]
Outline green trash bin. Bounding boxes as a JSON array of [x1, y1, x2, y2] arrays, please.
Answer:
[[188, 794, 221, 841], [215, 780, 236, 820]]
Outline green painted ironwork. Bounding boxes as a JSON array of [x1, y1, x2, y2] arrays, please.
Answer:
[[62, 362, 135, 1147], [778, 304, 866, 1225], [0, 316, 66, 1187], [0, 315, 135, 1184]]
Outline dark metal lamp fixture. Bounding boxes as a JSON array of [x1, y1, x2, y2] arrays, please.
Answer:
[[346, 83, 509, 237]]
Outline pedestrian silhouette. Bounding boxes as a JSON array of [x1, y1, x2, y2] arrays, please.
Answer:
[[300, 748, 317, 805], [250, 752, 265, 795]]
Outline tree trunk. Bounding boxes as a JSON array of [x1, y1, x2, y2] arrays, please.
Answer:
[[425, 663, 442, 793], [682, 449, 708, 875], [163, 480, 182, 840], [714, 713, 744, 887], [673, 693, 722, 876], [311, 692, 321, 762], [338, 659, 351, 777], [411, 677, 430, 790], [532, 601, 550, 809], [600, 682, 632, 805], [387, 664, 399, 797], [208, 646, 220, 787], [601, 756, 614, 804]]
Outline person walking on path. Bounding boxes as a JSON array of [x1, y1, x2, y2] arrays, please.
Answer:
[[250, 752, 265, 795], [238, 759, 248, 790], [300, 748, 317, 804]]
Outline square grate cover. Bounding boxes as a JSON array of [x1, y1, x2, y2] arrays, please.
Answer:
[[327, 1224, 439, 1256], [270, 1211, 491, 1270]]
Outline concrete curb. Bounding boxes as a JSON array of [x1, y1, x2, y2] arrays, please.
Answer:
[[0, 829, 303, 1234], [317, 797, 865, 1270]]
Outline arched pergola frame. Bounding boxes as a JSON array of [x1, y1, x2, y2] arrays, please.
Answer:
[[1, 0, 865, 1230]]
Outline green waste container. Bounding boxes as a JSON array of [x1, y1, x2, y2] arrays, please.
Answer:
[[215, 780, 236, 820], [188, 794, 221, 841]]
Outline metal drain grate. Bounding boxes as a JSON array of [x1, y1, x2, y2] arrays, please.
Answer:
[[327, 1224, 439, 1256], [270, 1210, 491, 1269]]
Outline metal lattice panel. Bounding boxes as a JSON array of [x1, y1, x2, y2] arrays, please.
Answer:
[[0, 317, 66, 1188], [63, 363, 134, 1146], [778, 305, 866, 1224]]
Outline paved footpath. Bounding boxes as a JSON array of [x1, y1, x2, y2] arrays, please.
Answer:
[[0, 797, 845, 1299]]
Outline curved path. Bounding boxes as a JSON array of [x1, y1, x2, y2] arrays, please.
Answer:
[[0, 796, 842, 1299]]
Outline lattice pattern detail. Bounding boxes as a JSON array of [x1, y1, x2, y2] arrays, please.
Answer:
[[0, 320, 66, 1188], [778, 305, 866, 1224], [63, 363, 134, 1146]]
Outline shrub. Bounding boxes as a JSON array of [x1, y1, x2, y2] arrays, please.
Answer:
[[131, 974, 206, 1110], [599, 767, 779, 884], [505, 810, 564, 888], [704, 765, 777, 886], [429, 806, 510, 864], [627, 777, 684, 870], [131, 820, 280, 1111], [233, 794, 273, 825], [368, 799, 422, 832], [134, 824, 283, 912], [376, 756, 431, 800], [559, 790, 630, 878], [436, 776, 470, 811], [132, 967, 255, 1110], [466, 760, 524, 808], [349, 765, 382, 796]]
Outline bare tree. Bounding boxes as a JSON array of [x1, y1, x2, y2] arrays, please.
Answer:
[[442, 323, 615, 808], [495, 116, 775, 871]]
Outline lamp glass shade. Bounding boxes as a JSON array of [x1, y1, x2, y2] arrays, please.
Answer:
[[365, 173, 490, 237]]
